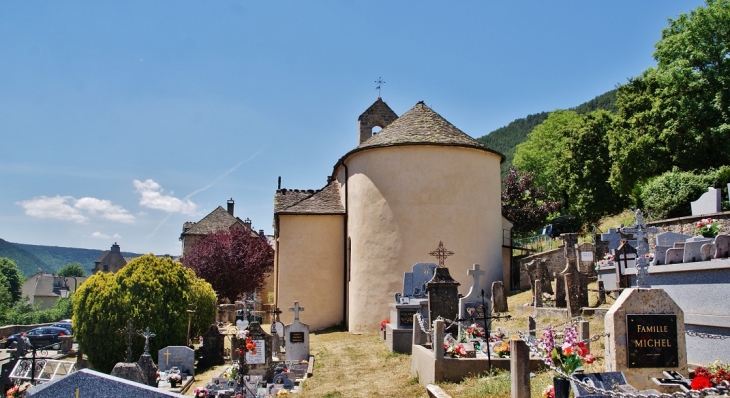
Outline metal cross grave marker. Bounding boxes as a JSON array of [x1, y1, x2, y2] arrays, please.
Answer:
[[138, 327, 156, 356], [116, 320, 141, 363], [620, 210, 659, 288], [429, 241, 455, 268]]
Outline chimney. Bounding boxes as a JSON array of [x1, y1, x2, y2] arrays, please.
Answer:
[[244, 218, 252, 230], [259, 229, 265, 238], [227, 198, 234, 216], [111, 242, 121, 253]]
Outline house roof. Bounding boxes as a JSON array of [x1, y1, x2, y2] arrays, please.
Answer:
[[23, 274, 89, 299], [275, 181, 344, 215], [332, 101, 504, 175], [182, 206, 245, 236]]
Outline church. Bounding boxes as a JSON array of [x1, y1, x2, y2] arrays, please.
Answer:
[[273, 98, 511, 333]]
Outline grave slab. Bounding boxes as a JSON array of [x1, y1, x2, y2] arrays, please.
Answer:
[[682, 237, 712, 263], [26, 368, 185, 398]]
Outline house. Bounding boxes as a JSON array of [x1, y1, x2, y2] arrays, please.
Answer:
[[274, 98, 510, 332], [20, 273, 87, 310], [92, 243, 127, 273]]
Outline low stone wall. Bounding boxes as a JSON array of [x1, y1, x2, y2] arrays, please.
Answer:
[[0, 323, 54, 338], [647, 211, 730, 252], [518, 248, 565, 290]]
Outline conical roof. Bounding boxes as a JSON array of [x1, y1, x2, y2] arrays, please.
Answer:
[[333, 101, 504, 174]]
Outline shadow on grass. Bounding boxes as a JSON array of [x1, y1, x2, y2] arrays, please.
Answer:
[[311, 323, 348, 335]]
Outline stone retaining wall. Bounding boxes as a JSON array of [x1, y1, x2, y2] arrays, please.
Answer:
[[518, 247, 565, 290], [0, 323, 54, 338], [647, 211, 730, 251]]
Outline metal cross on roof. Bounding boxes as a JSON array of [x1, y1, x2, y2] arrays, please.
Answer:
[[375, 77, 385, 97], [116, 320, 141, 363], [138, 327, 156, 356], [429, 241, 455, 268], [620, 209, 659, 288]]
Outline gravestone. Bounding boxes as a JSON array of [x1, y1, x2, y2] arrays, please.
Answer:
[[533, 280, 542, 307], [715, 234, 730, 258], [399, 263, 438, 300], [690, 187, 722, 216], [284, 302, 310, 361], [269, 308, 285, 360], [576, 242, 596, 275], [110, 362, 146, 385], [562, 233, 579, 259], [700, 242, 716, 261], [197, 324, 224, 368], [459, 264, 488, 330], [614, 241, 636, 288], [604, 288, 687, 392], [245, 322, 273, 381], [682, 236, 712, 263], [388, 264, 432, 354], [655, 232, 691, 249], [425, 267, 460, 323], [554, 273, 566, 308], [158, 346, 195, 377], [665, 245, 685, 265], [601, 228, 623, 253], [25, 368, 186, 398], [561, 261, 588, 318], [491, 281, 508, 313], [524, 258, 553, 295], [137, 354, 158, 387]]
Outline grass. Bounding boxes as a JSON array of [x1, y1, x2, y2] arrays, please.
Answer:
[[291, 287, 608, 398]]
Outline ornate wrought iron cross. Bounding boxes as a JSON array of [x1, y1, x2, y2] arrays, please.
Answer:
[[620, 210, 659, 288], [375, 77, 385, 97], [116, 320, 141, 363], [429, 241, 455, 268], [138, 327, 156, 356]]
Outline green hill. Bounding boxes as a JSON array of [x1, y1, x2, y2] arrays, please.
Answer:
[[0, 238, 144, 278], [478, 89, 617, 178]]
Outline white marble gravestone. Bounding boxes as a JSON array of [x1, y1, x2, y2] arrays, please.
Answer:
[[459, 264, 489, 331], [284, 301, 310, 361], [690, 187, 722, 216]]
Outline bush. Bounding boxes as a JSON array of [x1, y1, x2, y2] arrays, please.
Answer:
[[72, 255, 216, 373], [640, 168, 725, 220], [3, 295, 73, 325]]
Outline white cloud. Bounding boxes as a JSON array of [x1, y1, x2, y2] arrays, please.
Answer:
[[17, 196, 87, 222], [91, 231, 123, 239], [134, 179, 197, 215], [75, 197, 136, 223], [17, 195, 135, 224]]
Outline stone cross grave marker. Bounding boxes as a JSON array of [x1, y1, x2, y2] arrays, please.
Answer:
[[270, 307, 284, 359], [284, 302, 310, 361], [157, 346, 195, 377], [459, 264, 488, 330], [620, 210, 658, 288], [560, 255, 588, 318], [604, 288, 686, 392], [426, 266, 460, 324], [524, 258, 553, 295], [562, 233, 579, 259], [198, 324, 224, 368], [117, 320, 141, 363]]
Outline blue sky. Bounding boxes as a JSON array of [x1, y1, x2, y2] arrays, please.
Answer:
[[0, 1, 704, 255]]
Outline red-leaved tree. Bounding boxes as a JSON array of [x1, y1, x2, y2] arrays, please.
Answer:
[[502, 166, 561, 236], [182, 227, 274, 303]]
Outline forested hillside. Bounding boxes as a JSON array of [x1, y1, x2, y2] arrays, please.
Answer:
[[0, 238, 143, 278], [478, 89, 617, 177]]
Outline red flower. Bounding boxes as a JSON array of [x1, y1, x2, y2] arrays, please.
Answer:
[[691, 375, 712, 390]]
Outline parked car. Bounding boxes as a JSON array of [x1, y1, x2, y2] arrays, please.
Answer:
[[4, 326, 70, 349], [51, 322, 73, 335], [541, 215, 578, 239]]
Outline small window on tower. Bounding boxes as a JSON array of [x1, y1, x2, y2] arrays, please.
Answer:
[[372, 126, 382, 135]]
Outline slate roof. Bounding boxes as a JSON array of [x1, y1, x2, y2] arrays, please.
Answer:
[[182, 206, 244, 235], [333, 102, 504, 174], [275, 181, 344, 215]]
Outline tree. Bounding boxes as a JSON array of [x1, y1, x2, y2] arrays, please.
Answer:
[[501, 166, 560, 236], [609, 0, 730, 195], [0, 257, 23, 303], [72, 255, 216, 373], [183, 227, 274, 303], [564, 111, 628, 226], [58, 262, 86, 277], [513, 110, 584, 209]]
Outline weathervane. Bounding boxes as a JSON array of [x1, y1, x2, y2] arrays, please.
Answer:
[[375, 77, 385, 97], [429, 241, 455, 268]]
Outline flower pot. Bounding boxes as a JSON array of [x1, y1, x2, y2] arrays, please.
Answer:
[[170, 380, 178, 388], [553, 376, 570, 398]]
